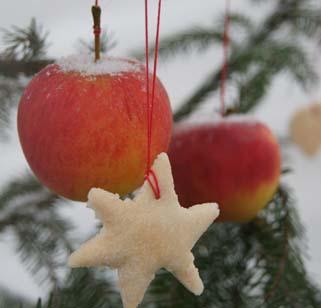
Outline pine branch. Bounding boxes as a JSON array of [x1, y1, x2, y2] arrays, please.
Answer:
[[1, 18, 49, 61], [252, 186, 321, 307], [235, 67, 273, 114], [173, 70, 220, 122], [0, 177, 119, 308], [0, 174, 42, 209], [0, 60, 53, 78], [0, 18, 53, 78], [133, 27, 224, 61], [0, 18, 52, 137], [36, 269, 121, 308], [35, 299, 42, 308], [219, 12, 254, 33], [0, 288, 33, 308], [133, 13, 254, 61], [0, 174, 73, 286], [174, 0, 320, 120], [287, 8, 321, 38], [235, 41, 316, 113], [0, 77, 25, 139], [174, 39, 314, 120]]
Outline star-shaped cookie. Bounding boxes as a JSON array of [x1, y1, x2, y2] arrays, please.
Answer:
[[69, 153, 219, 308]]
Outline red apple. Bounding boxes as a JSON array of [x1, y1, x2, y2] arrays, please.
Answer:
[[168, 117, 280, 222], [18, 56, 172, 201]]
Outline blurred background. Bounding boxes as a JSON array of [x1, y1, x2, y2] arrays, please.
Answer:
[[0, 0, 321, 307]]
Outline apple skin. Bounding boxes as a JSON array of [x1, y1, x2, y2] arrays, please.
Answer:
[[168, 119, 281, 222], [17, 59, 172, 201]]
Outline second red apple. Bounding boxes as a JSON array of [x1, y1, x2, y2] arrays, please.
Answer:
[[168, 117, 281, 222]]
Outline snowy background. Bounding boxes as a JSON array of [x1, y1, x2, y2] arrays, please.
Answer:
[[0, 0, 321, 300]]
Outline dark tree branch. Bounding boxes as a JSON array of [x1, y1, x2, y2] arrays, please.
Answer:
[[0, 60, 54, 77]]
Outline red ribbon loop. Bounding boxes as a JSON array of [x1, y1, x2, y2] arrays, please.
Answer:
[[145, 169, 161, 200]]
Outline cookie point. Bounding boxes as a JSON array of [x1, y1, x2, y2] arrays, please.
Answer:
[[194, 281, 204, 296], [154, 152, 169, 164], [212, 203, 220, 219], [68, 255, 79, 268], [88, 187, 103, 199]]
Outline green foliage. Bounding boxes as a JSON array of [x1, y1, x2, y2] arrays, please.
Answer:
[[1, 18, 48, 61], [0, 76, 24, 139], [133, 13, 254, 61], [0, 18, 50, 137], [161, 0, 321, 120], [0, 174, 73, 285], [235, 40, 316, 113], [0, 288, 32, 308], [49, 269, 121, 308], [134, 27, 224, 60], [34, 269, 121, 308]]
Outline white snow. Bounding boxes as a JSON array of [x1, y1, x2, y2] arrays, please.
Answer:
[[56, 54, 143, 76], [180, 113, 259, 126]]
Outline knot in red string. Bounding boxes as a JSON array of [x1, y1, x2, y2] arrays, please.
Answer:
[[145, 169, 161, 200], [93, 26, 101, 36]]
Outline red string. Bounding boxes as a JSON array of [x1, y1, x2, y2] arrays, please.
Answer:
[[220, 0, 231, 116], [150, 0, 162, 157], [95, 0, 99, 6], [145, 0, 150, 171], [145, 170, 161, 199], [144, 0, 162, 200]]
